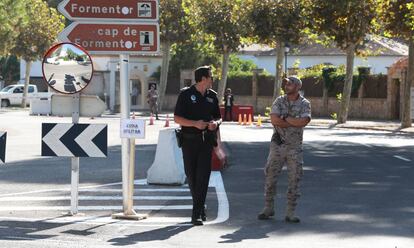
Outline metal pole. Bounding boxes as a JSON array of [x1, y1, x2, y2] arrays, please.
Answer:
[[128, 137, 135, 212], [70, 93, 80, 215], [119, 54, 132, 214], [112, 55, 146, 220]]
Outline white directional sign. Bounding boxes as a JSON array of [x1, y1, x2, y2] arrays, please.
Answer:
[[58, 0, 159, 22], [0, 132, 6, 163], [120, 119, 146, 139], [42, 123, 107, 157]]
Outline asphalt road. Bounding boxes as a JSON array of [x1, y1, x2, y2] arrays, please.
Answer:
[[44, 63, 92, 93], [0, 110, 413, 247]]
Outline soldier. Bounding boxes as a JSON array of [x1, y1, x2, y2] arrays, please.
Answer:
[[174, 66, 222, 225], [258, 76, 311, 223], [147, 84, 159, 120]]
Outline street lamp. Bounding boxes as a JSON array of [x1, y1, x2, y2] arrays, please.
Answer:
[[284, 43, 290, 77]]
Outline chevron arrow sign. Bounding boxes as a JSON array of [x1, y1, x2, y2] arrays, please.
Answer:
[[0, 132, 6, 163], [42, 123, 107, 157]]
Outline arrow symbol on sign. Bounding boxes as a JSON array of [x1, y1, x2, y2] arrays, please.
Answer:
[[75, 125, 107, 157], [42, 124, 73, 157]]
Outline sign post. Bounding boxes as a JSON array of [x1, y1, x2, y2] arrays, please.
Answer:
[[71, 93, 80, 215], [57, 0, 158, 221]]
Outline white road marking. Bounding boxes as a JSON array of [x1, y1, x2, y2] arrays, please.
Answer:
[[206, 171, 229, 225], [0, 205, 192, 211], [0, 196, 192, 201], [393, 155, 412, 162], [80, 188, 190, 192], [0, 172, 230, 226]]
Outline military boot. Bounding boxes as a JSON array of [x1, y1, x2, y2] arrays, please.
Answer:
[[257, 200, 274, 220], [285, 206, 300, 223]]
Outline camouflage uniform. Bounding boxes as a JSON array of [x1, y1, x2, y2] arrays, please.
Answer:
[[147, 89, 159, 119], [263, 94, 311, 218]]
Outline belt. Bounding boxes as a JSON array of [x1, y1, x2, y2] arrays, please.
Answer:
[[182, 130, 207, 142]]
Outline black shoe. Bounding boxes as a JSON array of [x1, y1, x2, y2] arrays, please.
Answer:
[[201, 209, 207, 221], [191, 217, 203, 226], [285, 216, 300, 223]]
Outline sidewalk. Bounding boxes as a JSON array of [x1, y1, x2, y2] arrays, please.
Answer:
[[309, 118, 414, 134]]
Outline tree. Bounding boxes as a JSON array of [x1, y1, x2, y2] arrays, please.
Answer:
[[11, 0, 64, 107], [184, 0, 249, 101], [304, 0, 377, 124], [247, 0, 307, 99], [0, 55, 20, 85], [158, 0, 190, 110], [0, 0, 27, 56], [380, 0, 414, 128]]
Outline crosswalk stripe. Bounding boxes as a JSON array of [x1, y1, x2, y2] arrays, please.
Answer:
[[79, 188, 190, 192], [0, 196, 192, 201], [0, 205, 192, 211]]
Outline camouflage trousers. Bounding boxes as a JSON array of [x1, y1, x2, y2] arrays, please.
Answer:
[[264, 141, 304, 210]]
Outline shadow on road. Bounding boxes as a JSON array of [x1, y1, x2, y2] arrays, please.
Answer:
[[219, 140, 414, 243], [107, 224, 192, 246]]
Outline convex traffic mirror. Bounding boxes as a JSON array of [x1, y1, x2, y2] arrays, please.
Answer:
[[42, 43, 93, 94]]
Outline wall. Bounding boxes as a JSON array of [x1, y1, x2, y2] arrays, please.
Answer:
[[162, 94, 390, 120]]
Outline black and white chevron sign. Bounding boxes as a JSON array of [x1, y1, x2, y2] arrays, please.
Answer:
[[0, 132, 6, 163], [42, 123, 107, 157]]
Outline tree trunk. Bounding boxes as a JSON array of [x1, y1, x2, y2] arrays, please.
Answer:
[[273, 42, 284, 99], [337, 44, 355, 124], [158, 40, 171, 112], [217, 47, 231, 103], [322, 86, 329, 116], [401, 39, 413, 128], [21, 60, 32, 108]]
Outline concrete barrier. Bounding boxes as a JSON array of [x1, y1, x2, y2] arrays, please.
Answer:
[[147, 128, 186, 185], [30, 98, 51, 115]]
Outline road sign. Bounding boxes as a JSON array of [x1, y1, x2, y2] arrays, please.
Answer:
[[120, 119, 146, 139], [42, 123, 107, 157], [0, 132, 6, 163], [58, 22, 159, 54], [58, 0, 158, 22]]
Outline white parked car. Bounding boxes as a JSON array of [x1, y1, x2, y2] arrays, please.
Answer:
[[0, 84, 51, 107]]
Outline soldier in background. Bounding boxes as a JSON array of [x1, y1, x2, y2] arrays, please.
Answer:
[[258, 76, 311, 223], [147, 84, 159, 120]]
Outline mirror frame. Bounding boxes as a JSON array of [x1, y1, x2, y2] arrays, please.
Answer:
[[42, 42, 94, 95]]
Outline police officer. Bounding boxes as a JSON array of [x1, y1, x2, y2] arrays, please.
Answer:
[[258, 76, 311, 223], [174, 66, 222, 225]]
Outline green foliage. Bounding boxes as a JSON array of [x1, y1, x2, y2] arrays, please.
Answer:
[[265, 107, 271, 117], [11, 0, 65, 62], [336, 93, 342, 103], [228, 55, 257, 73], [167, 41, 221, 81], [160, 0, 190, 44], [379, 0, 414, 40], [330, 112, 338, 120], [247, 0, 307, 46], [183, 0, 248, 53], [303, 0, 377, 51], [0, 0, 27, 56], [0, 55, 20, 84]]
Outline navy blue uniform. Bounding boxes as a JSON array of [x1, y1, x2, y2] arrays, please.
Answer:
[[174, 85, 221, 221]]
